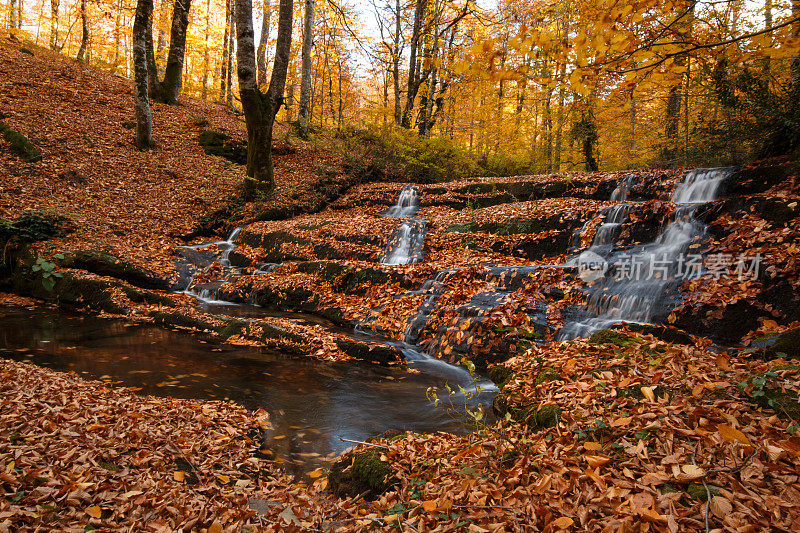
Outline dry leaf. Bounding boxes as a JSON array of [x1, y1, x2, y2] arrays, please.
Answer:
[[717, 424, 751, 445], [85, 506, 102, 518]]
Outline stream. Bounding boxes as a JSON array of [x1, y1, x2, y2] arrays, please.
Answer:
[[0, 306, 494, 475]]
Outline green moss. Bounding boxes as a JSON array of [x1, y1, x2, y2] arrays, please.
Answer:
[[530, 404, 561, 430], [770, 328, 800, 359], [328, 449, 397, 500], [0, 121, 42, 162], [218, 319, 246, 341], [198, 130, 247, 165], [686, 483, 720, 501], [488, 365, 514, 389], [589, 329, 639, 347], [120, 286, 176, 307], [443, 222, 479, 234], [150, 312, 215, 332], [535, 368, 562, 385], [443, 217, 561, 236], [59, 250, 169, 291], [261, 323, 305, 344], [8, 210, 70, 242]]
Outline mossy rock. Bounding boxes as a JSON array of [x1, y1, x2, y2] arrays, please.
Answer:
[[328, 449, 397, 500], [261, 323, 305, 344], [535, 368, 562, 385], [492, 394, 561, 431], [2, 210, 71, 243], [335, 339, 401, 365], [769, 328, 800, 360], [120, 286, 176, 307], [444, 217, 562, 236], [60, 250, 170, 291], [240, 231, 310, 263], [529, 404, 561, 430], [218, 319, 246, 341], [488, 365, 514, 389], [198, 130, 247, 165], [0, 121, 42, 162], [150, 311, 216, 332], [589, 329, 639, 347], [13, 268, 127, 314]]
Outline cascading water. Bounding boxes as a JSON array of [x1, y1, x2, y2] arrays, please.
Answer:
[[383, 186, 420, 217], [380, 219, 427, 265], [560, 167, 733, 339], [179, 227, 243, 304]]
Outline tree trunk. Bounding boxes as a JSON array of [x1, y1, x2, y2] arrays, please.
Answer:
[[392, 0, 401, 125], [49, 0, 59, 50], [159, 0, 192, 104], [256, 0, 271, 87], [10, 0, 18, 29], [201, 0, 210, 99], [221, 0, 231, 99], [401, 0, 426, 128], [226, 2, 235, 107], [155, 0, 170, 67], [235, 0, 293, 197], [76, 0, 89, 62], [298, 0, 314, 138], [133, 0, 154, 149]]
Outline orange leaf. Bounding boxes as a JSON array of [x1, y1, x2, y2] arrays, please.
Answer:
[[640, 386, 656, 402], [585, 454, 611, 469], [85, 506, 102, 518], [611, 416, 633, 427], [717, 423, 751, 445], [173, 471, 185, 482], [422, 500, 437, 512], [550, 516, 574, 528]]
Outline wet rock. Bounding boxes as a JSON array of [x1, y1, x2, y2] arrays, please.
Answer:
[[120, 286, 177, 307], [334, 339, 402, 364], [60, 250, 170, 291], [150, 311, 216, 332], [238, 231, 310, 263], [328, 449, 397, 500], [295, 261, 407, 294], [613, 323, 694, 345], [719, 160, 787, 197], [769, 328, 800, 359], [13, 266, 127, 315], [492, 395, 561, 431]]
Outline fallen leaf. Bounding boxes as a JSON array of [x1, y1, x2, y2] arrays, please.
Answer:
[[717, 424, 751, 445], [85, 506, 102, 518]]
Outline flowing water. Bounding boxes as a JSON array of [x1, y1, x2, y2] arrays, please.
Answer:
[[380, 219, 427, 265], [383, 186, 420, 217], [0, 307, 494, 475], [560, 167, 733, 339]]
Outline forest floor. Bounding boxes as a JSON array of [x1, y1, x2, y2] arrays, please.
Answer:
[[2, 34, 800, 532]]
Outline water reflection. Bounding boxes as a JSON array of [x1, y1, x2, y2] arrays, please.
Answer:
[[0, 307, 494, 474]]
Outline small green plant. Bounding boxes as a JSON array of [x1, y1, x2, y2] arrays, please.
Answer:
[[426, 358, 486, 431], [32, 255, 63, 291]]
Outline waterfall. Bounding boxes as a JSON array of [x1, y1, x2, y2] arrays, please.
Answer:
[[561, 167, 732, 339], [384, 186, 420, 217], [380, 219, 427, 265], [610, 174, 635, 201], [180, 227, 242, 304]]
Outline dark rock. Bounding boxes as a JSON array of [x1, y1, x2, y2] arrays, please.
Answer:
[[334, 339, 402, 364], [120, 286, 176, 307], [150, 311, 216, 332], [589, 329, 638, 347], [487, 365, 513, 389], [198, 130, 247, 165], [769, 328, 800, 359], [720, 161, 787, 197], [60, 250, 170, 291], [614, 323, 694, 345]]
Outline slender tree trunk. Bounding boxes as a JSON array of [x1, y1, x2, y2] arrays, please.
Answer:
[[221, 0, 230, 99], [298, 0, 314, 138], [630, 90, 636, 158], [159, 0, 192, 104], [763, 0, 772, 73], [133, 0, 154, 149], [155, 0, 170, 67], [392, 0, 401, 124], [401, 0, 425, 128], [10, 0, 18, 28], [235, 0, 293, 196], [554, 68, 566, 171], [226, 2, 235, 106], [49, 0, 59, 50], [76, 0, 89, 62], [201, 0, 210, 98], [256, 0, 271, 87], [113, 2, 121, 70]]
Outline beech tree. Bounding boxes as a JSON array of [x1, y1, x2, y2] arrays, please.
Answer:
[[235, 0, 293, 197], [76, 0, 90, 63], [298, 0, 314, 138], [133, 0, 154, 149], [145, 0, 193, 104]]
